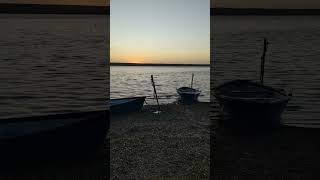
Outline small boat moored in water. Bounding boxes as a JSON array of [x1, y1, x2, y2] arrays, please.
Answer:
[[111, 96, 146, 114], [177, 73, 201, 103], [177, 87, 201, 102], [214, 80, 291, 127]]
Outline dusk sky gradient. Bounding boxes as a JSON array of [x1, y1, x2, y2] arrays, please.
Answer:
[[111, 0, 210, 64]]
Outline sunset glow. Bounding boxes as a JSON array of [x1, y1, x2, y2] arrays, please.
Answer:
[[111, 0, 210, 64]]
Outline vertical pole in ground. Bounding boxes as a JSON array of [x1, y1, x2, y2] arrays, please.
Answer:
[[260, 38, 268, 85], [190, 73, 194, 88], [151, 75, 160, 112]]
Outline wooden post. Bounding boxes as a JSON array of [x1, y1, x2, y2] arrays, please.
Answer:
[[151, 75, 160, 112], [260, 38, 268, 85], [190, 73, 194, 88]]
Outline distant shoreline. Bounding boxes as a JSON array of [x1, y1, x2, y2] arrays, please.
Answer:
[[110, 63, 210, 67], [211, 8, 320, 16], [0, 3, 109, 15]]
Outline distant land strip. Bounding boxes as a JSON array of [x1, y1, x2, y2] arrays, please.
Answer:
[[211, 8, 320, 16], [0, 3, 109, 15], [111, 63, 210, 66]]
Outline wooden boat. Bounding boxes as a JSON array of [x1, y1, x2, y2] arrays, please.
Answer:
[[177, 87, 201, 102], [111, 96, 146, 114], [177, 74, 201, 102], [214, 80, 291, 126], [0, 110, 108, 159]]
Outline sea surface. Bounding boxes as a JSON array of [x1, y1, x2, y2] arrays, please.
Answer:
[[211, 16, 320, 127], [0, 14, 109, 119], [111, 66, 210, 104]]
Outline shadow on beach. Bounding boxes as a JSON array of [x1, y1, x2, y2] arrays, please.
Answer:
[[0, 140, 108, 180], [211, 108, 320, 178], [0, 140, 109, 180]]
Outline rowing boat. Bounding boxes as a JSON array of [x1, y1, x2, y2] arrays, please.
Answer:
[[177, 87, 201, 102], [111, 96, 146, 114], [214, 80, 291, 127]]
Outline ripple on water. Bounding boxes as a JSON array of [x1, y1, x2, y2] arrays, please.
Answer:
[[0, 14, 108, 119], [211, 16, 320, 127], [111, 66, 210, 104]]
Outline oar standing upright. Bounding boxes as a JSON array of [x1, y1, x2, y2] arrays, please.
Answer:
[[151, 75, 160, 113], [260, 38, 268, 85]]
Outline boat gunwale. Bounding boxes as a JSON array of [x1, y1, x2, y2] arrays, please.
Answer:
[[0, 110, 107, 124], [213, 79, 291, 104], [110, 96, 146, 106], [177, 87, 201, 95], [214, 94, 290, 104], [215, 79, 289, 95], [110, 96, 146, 101]]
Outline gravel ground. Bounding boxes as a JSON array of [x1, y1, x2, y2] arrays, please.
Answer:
[[110, 103, 210, 179], [212, 111, 320, 179]]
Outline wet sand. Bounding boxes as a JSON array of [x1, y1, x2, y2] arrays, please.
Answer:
[[110, 103, 210, 179], [212, 108, 320, 179]]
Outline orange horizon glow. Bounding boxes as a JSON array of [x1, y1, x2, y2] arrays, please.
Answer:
[[111, 57, 210, 65], [111, 0, 210, 65], [115, 54, 146, 64], [111, 37, 210, 64], [111, 49, 210, 64]]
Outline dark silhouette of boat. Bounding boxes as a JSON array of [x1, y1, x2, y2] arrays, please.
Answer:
[[177, 73, 201, 103], [177, 87, 201, 102], [111, 96, 146, 114], [0, 110, 108, 159], [214, 80, 291, 126], [213, 38, 293, 128]]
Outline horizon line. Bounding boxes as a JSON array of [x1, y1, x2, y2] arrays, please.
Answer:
[[0, 3, 109, 15], [111, 62, 210, 66], [211, 7, 320, 16]]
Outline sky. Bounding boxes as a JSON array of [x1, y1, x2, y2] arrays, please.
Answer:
[[111, 0, 210, 64], [212, 0, 320, 9], [0, 0, 109, 6]]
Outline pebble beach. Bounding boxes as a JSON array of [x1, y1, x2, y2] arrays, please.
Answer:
[[110, 103, 210, 179]]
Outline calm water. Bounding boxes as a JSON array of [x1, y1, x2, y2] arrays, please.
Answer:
[[212, 16, 320, 127], [0, 14, 109, 119], [111, 66, 210, 104]]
